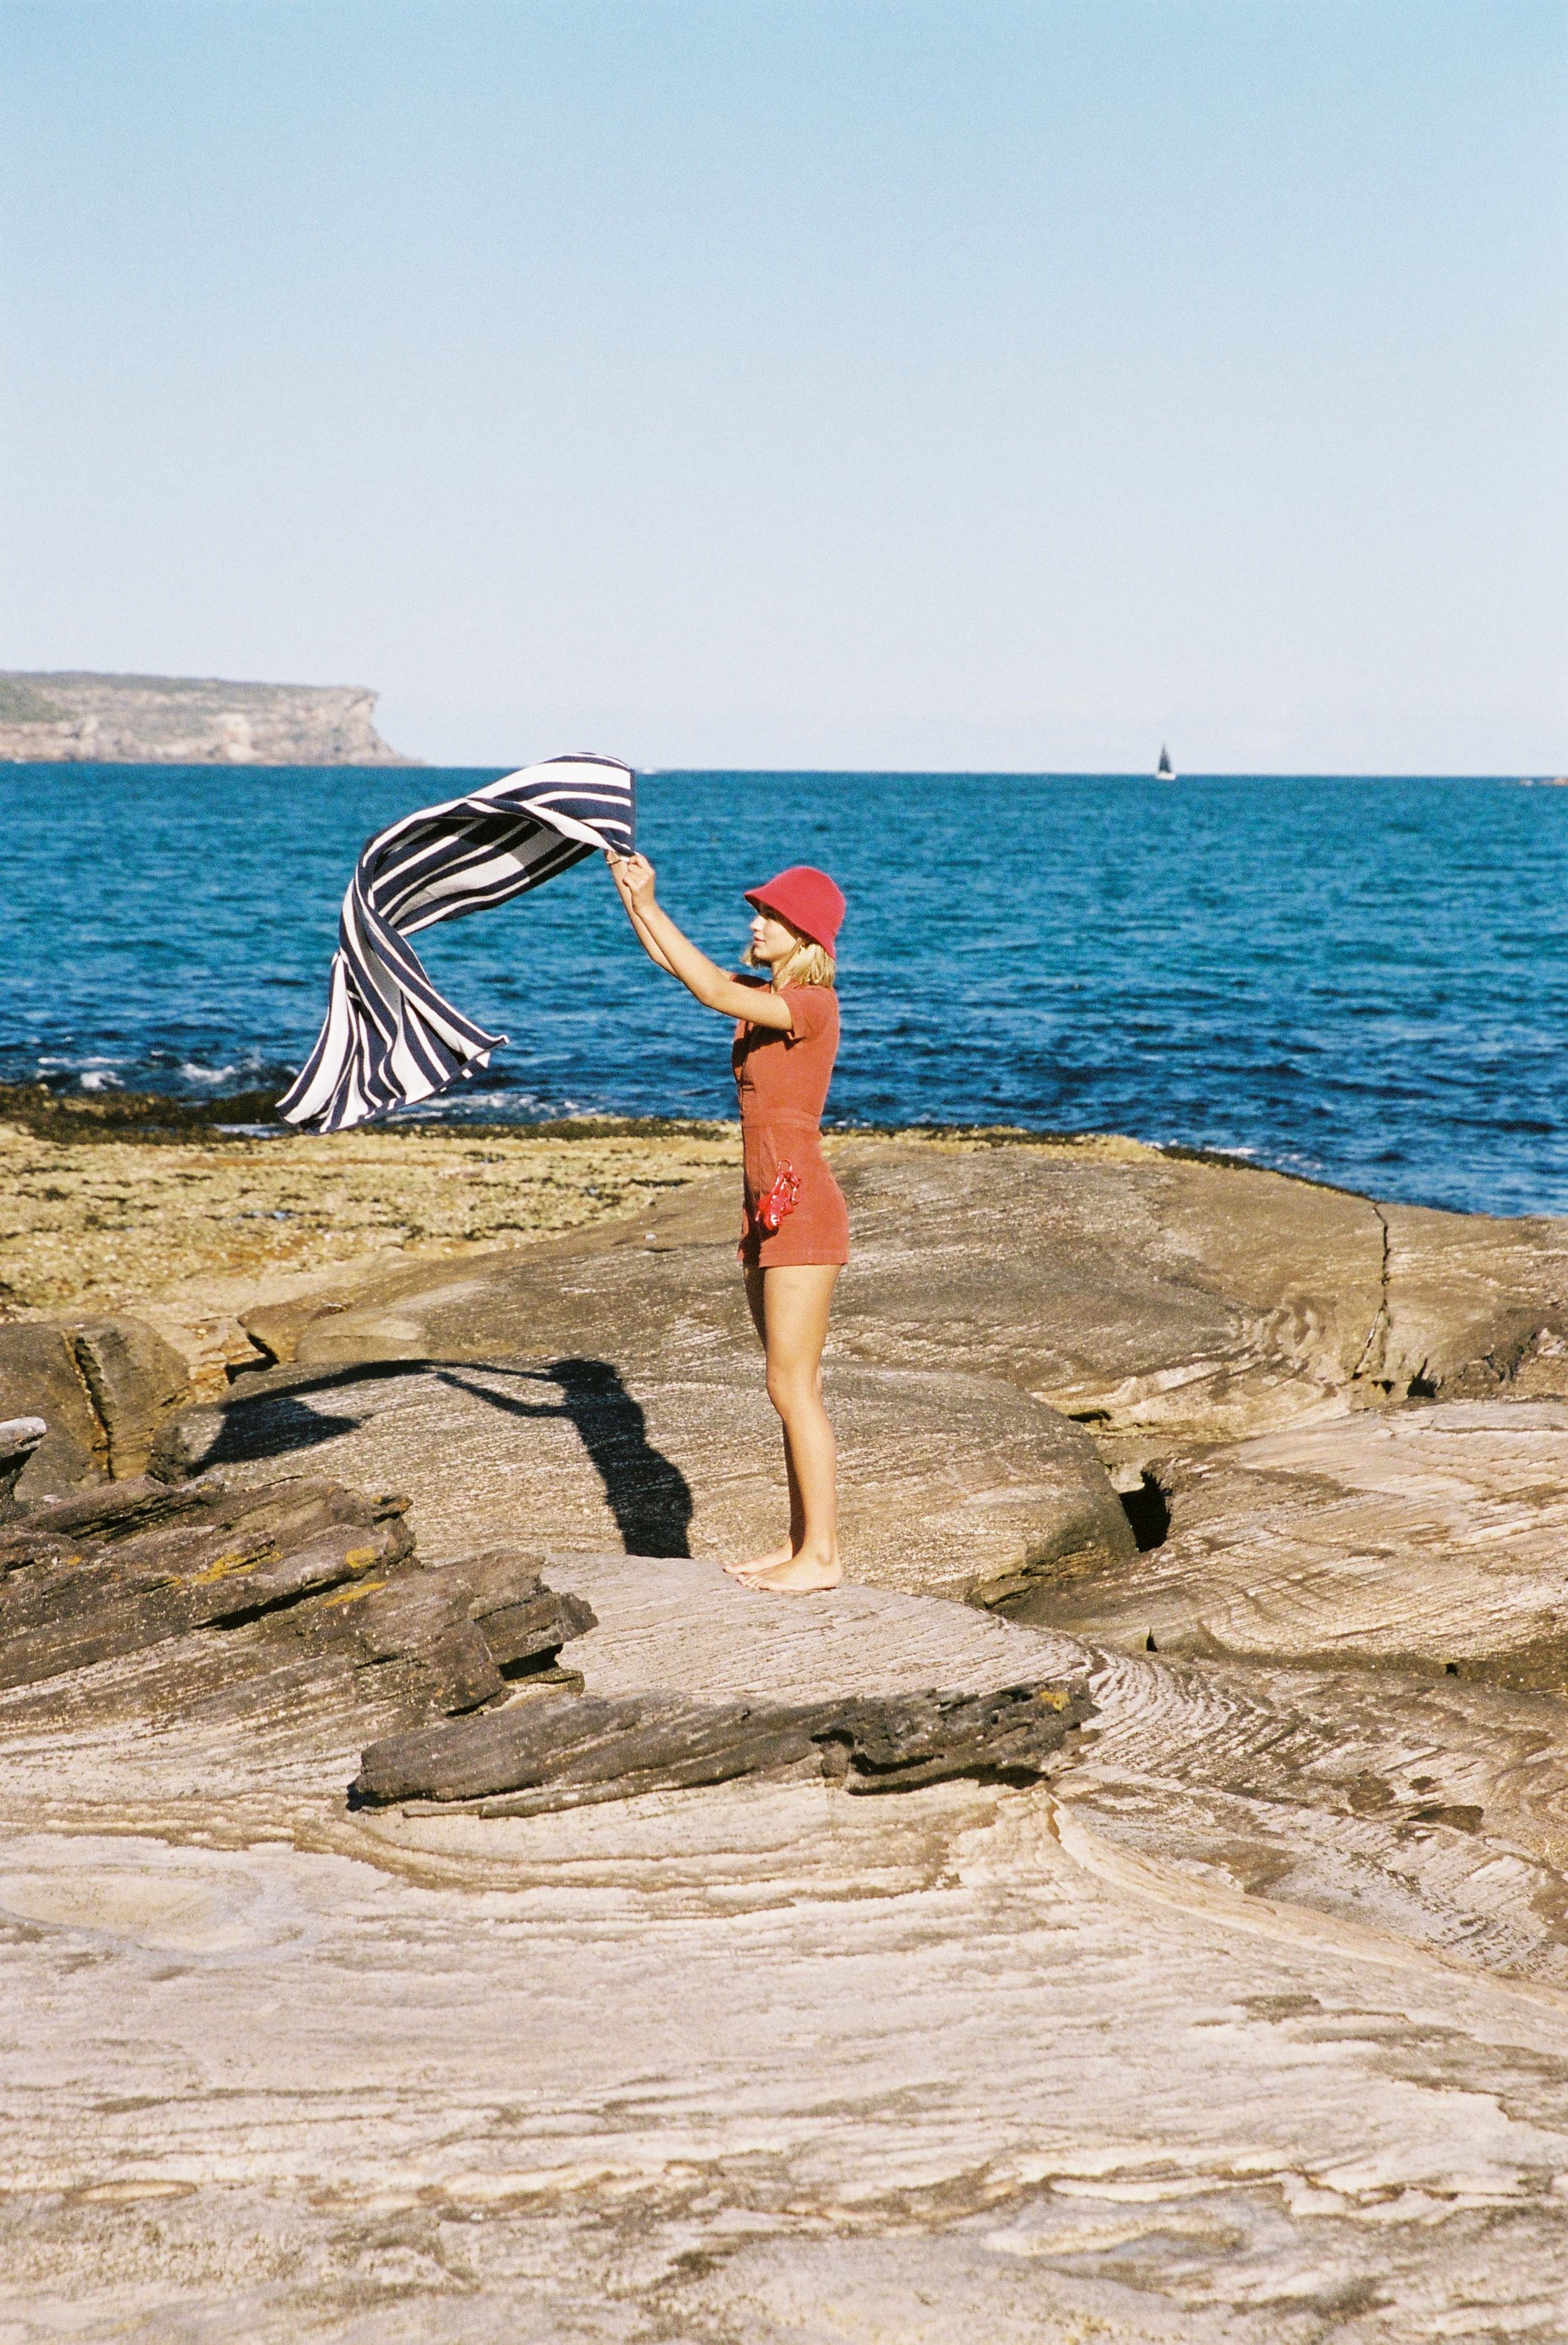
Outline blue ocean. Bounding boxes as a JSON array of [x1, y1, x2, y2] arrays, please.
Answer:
[[4, 764, 1566, 1218]]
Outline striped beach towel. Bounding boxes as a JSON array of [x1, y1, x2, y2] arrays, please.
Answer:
[[278, 753, 635, 1134]]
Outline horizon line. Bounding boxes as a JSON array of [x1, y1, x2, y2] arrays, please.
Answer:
[[3, 758, 1565, 784]]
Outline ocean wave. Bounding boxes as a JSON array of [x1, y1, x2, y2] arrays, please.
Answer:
[[33, 1055, 132, 1092]]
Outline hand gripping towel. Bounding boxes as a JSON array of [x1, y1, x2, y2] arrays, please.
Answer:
[[277, 753, 635, 1134]]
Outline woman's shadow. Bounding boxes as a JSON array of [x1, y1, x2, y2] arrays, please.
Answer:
[[438, 1358, 694, 1558]]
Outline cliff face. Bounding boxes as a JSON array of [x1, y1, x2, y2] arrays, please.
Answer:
[[0, 671, 415, 764]]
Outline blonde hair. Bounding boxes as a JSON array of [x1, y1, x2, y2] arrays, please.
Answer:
[[744, 928, 836, 989]]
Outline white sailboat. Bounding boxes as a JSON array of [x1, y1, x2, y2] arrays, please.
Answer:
[[1156, 745, 1176, 780]]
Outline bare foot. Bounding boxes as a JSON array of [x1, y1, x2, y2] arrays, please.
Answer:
[[724, 1539, 794, 1578], [733, 1551, 844, 1594]]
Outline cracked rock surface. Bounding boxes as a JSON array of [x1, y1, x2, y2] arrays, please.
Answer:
[[354, 1670, 1093, 1814], [1026, 1400, 1568, 1689]]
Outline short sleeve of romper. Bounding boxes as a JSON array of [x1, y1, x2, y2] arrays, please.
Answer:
[[784, 987, 832, 1045]]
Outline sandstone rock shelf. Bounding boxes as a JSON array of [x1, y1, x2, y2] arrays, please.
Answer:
[[1028, 1400, 1568, 1684], [4, 1540, 1568, 2339], [5, 1131, 1568, 2336]]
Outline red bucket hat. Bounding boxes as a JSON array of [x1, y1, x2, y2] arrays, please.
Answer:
[[743, 866, 845, 955]]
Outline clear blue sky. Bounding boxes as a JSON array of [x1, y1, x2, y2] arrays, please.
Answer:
[[3, 1, 1564, 771]]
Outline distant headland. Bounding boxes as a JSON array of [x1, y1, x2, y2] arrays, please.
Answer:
[[0, 669, 416, 765]]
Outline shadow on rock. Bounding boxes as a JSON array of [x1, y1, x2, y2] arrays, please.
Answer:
[[190, 1390, 367, 1465], [149, 1361, 437, 1479], [439, 1360, 695, 1559]]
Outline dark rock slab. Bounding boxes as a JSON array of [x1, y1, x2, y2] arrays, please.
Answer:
[[65, 1316, 192, 1478], [0, 1467, 595, 1721], [0, 1324, 105, 1498], [2, 1470, 220, 1548], [0, 1316, 194, 1500], [0, 1479, 411, 1689], [352, 1677, 1093, 1813], [818, 1681, 1091, 1791]]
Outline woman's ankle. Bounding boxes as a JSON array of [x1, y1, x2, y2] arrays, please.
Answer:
[[793, 1540, 839, 1568]]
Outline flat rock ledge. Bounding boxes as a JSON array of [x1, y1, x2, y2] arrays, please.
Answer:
[[1028, 1398, 1568, 1688], [139, 1352, 1136, 1610]]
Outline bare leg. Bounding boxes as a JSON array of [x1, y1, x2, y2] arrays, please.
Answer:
[[744, 1262, 822, 1553], [733, 1264, 842, 1592], [726, 1264, 796, 1573]]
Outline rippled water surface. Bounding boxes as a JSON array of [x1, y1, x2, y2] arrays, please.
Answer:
[[5, 763, 1566, 1215]]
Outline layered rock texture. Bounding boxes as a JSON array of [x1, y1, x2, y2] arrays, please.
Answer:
[[0, 670, 411, 763], [6, 1134, 1568, 2337]]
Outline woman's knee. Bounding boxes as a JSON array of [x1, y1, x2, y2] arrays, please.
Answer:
[[766, 1363, 820, 1418]]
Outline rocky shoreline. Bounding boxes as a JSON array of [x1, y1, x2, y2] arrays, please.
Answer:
[[4, 1108, 1568, 2336], [0, 1084, 744, 1390]]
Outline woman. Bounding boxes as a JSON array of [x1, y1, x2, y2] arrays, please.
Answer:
[[606, 851, 849, 1593]]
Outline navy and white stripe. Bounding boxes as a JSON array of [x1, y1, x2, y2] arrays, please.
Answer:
[[278, 753, 635, 1133]]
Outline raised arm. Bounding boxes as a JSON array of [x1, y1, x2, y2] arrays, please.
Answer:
[[605, 853, 793, 1029], [605, 851, 677, 972]]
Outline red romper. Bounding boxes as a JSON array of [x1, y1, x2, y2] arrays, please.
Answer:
[[733, 982, 850, 1268]]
